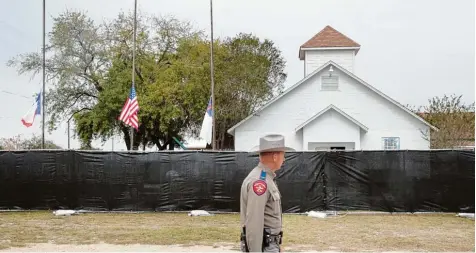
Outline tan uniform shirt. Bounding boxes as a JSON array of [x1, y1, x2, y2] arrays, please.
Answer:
[[240, 163, 282, 252]]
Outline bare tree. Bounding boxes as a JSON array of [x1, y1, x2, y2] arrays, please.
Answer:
[[0, 134, 62, 150]]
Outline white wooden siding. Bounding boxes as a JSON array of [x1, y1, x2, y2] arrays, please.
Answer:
[[304, 49, 355, 76], [301, 109, 361, 150], [233, 67, 430, 151]]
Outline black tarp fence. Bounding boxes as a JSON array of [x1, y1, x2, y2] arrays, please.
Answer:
[[0, 150, 474, 213]]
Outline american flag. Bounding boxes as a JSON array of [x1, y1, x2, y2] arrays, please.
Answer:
[[119, 85, 139, 130]]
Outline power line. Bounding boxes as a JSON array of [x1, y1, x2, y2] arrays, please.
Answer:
[[0, 20, 36, 45], [0, 90, 32, 99]]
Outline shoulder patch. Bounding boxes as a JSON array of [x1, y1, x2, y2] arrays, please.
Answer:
[[252, 180, 267, 196]]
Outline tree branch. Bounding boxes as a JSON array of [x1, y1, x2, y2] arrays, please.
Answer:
[[68, 107, 92, 122]]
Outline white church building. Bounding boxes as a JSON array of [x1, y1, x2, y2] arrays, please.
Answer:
[[227, 25, 437, 151]]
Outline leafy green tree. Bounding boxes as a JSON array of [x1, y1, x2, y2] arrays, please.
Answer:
[[213, 33, 287, 149], [8, 10, 287, 151], [8, 10, 202, 150], [74, 13, 205, 150], [83, 34, 216, 150], [8, 11, 108, 135], [408, 94, 475, 149]]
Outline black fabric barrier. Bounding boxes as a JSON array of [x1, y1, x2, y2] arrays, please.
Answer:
[[0, 150, 474, 213]]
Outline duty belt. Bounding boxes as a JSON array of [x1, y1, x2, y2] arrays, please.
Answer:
[[265, 231, 283, 245], [240, 227, 283, 252]]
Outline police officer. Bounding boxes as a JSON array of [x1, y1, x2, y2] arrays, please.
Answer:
[[240, 134, 294, 252]]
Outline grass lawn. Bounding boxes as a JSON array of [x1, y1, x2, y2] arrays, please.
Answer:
[[0, 211, 473, 252]]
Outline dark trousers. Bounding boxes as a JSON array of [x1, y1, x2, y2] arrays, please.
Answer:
[[240, 241, 280, 252], [263, 241, 280, 252]]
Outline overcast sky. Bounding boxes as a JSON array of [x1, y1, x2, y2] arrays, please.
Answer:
[[0, 0, 474, 150]]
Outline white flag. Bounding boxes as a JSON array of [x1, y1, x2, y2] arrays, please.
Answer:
[[199, 96, 213, 144]]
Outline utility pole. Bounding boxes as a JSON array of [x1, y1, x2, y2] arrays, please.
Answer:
[[209, 0, 216, 150], [111, 127, 114, 151], [130, 0, 137, 151], [41, 0, 46, 149], [67, 120, 70, 149]]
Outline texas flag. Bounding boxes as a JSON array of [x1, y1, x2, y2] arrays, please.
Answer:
[[199, 96, 213, 144], [21, 91, 42, 128]]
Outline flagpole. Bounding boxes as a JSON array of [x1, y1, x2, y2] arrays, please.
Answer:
[[130, 0, 137, 151], [209, 0, 216, 150], [41, 0, 46, 149]]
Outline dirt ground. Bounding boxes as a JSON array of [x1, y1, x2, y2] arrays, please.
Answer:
[[1, 243, 239, 252], [0, 243, 418, 252], [0, 211, 473, 252]]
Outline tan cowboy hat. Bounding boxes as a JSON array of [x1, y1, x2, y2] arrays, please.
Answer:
[[250, 134, 295, 153]]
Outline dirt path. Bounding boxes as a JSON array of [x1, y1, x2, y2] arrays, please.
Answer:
[[0, 243, 329, 252], [2, 243, 472, 252], [1, 243, 240, 252]]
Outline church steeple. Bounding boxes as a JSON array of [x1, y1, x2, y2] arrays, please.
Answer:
[[299, 26, 360, 76]]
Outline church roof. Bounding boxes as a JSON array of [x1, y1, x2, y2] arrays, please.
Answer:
[[299, 25, 361, 60]]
